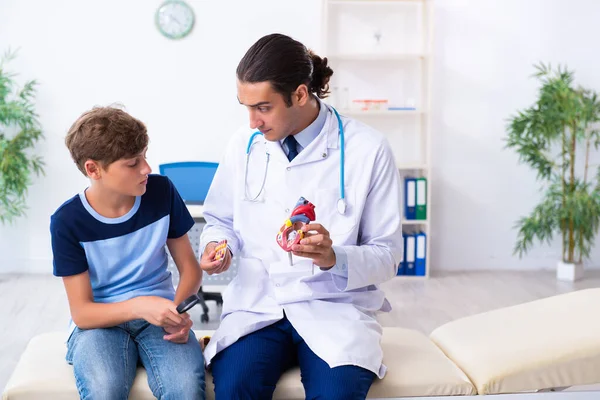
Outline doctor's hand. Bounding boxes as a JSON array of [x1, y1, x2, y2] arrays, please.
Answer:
[[291, 223, 336, 269], [200, 241, 232, 275]]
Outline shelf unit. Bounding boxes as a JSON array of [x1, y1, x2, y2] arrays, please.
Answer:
[[328, 54, 426, 61], [321, 0, 433, 278], [338, 109, 422, 117]]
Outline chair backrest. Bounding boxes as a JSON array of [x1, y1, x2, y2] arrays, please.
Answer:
[[159, 161, 218, 204]]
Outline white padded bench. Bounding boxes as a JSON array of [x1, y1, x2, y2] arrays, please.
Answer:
[[3, 288, 600, 399]]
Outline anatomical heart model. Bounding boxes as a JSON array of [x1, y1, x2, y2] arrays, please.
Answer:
[[276, 197, 316, 266]]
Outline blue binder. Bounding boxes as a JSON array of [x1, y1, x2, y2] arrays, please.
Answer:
[[415, 232, 427, 276], [404, 232, 416, 275], [404, 178, 416, 219], [397, 234, 406, 275]]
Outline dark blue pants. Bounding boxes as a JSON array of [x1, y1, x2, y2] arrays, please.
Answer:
[[211, 316, 376, 400]]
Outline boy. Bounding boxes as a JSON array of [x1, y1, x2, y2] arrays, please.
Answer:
[[50, 106, 205, 399]]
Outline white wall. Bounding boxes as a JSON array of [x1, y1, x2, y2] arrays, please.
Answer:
[[430, 0, 600, 271], [1, 0, 599, 273], [0, 0, 324, 273]]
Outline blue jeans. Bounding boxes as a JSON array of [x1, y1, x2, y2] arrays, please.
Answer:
[[66, 319, 205, 400], [211, 316, 376, 400]]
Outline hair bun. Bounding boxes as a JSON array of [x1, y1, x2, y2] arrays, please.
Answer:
[[309, 50, 334, 99]]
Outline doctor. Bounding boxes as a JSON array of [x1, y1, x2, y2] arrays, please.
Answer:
[[200, 33, 403, 399]]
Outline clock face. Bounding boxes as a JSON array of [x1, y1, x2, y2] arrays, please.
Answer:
[[155, 1, 195, 40]]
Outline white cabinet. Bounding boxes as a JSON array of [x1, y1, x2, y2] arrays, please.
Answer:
[[321, 0, 434, 278]]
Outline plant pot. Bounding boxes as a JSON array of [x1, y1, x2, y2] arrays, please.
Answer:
[[556, 260, 584, 282]]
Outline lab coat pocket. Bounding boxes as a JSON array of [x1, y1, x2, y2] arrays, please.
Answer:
[[235, 199, 268, 231], [314, 187, 358, 239], [234, 196, 282, 248], [269, 259, 314, 304]]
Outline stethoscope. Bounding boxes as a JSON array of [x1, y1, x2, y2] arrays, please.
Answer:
[[243, 105, 346, 215]]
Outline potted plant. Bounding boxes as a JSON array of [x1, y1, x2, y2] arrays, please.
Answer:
[[0, 49, 45, 224], [506, 63, 600, 281]]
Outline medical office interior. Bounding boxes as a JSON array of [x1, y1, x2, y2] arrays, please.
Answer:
[[2, 0, 600, 399]]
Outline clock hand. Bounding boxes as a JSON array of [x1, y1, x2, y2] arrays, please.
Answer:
[[170, 15, 182, 27]]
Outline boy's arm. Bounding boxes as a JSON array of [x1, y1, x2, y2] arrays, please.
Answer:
[[52, 214, 183, 330], [166, 233, 202, 305], [164, 175, 203, 302], [62, 271, 184, 329]]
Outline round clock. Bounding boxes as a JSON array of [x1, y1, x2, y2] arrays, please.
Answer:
[[155, 0, 195, 40]]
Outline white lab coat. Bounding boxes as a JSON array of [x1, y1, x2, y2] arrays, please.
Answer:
[[200, 103, 403, 378]]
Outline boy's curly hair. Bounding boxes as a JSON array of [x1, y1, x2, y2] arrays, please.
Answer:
[[65, 106, 148, 176]]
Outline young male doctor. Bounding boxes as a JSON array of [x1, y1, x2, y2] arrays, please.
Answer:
[[199, 33, 403, 399]]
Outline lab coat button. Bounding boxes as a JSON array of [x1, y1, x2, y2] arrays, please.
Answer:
[[275, 283, 281, 287], [341, 263, 347, 271], [285, 208, 290, 213], [322, 153, 327, 158], [286, 167, 291, 171]]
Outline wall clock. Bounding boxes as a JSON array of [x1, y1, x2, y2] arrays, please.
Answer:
[[155, 0, 195, 40]]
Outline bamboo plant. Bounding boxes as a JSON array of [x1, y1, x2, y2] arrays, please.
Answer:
[[506, 63, 600, 265], [0, 49, 45, 224]]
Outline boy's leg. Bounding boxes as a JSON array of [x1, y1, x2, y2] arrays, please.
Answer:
[[210, 318, 296, 400], [293, 327, 377, 400], [133, 319, 205, 400], [66, 326, 138, 400]]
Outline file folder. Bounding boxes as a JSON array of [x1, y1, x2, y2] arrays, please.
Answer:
[[404, 178, 416, 220], [415, 232, 427, 276], [404, 233, 416, 275], [397, 234, 406, 275], [416, 177, 427, 220]]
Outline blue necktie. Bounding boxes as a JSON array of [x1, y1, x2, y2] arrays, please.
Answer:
[[284, 135, 299, 161]]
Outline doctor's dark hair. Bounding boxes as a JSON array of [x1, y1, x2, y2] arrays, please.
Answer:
[[237, 33, 334, 107]]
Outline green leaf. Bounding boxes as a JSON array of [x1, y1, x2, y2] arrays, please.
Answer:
[[0, 49, 44, 224], [507, 63, 600, 262]]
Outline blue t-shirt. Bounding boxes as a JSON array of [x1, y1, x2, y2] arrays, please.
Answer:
[[50, 174, 194, 334]]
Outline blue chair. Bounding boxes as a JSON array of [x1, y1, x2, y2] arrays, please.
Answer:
[[159, 161, 222, 323], [158, 161, 218, 205]]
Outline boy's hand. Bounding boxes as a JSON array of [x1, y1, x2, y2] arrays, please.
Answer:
[[132, 296, 184, 327], [163, 314, 193, 344], [201, 241, 232, 275]]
